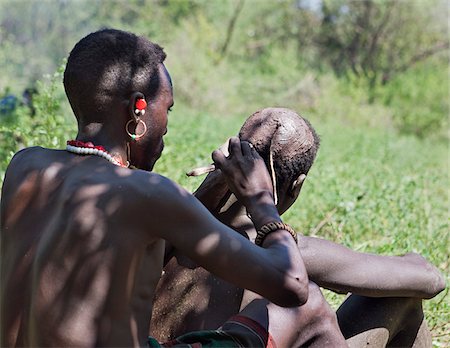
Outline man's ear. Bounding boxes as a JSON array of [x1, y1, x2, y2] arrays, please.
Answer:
[[128, 91, 146, 122], [289, 174, 306, 197]]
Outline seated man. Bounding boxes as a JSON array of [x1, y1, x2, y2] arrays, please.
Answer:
[[151, 107, 445, 347], [0, 30, 347, 347]]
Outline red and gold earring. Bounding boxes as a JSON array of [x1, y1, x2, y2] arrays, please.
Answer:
[[126, 98, 148, 140], [135, 98, 147, 116]]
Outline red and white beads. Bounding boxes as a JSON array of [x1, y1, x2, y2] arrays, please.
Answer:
[[66, 140, 127, 168]]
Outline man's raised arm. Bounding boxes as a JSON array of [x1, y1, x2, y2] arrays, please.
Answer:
[[139, 138, 308, 307], [192, 161, 444, 300]]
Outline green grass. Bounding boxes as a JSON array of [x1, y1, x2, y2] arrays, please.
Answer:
[[297, 121, 449, 346], [155, 105, 449, 346]]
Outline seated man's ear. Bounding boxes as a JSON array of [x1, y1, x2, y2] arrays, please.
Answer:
[[289, 174, 306, 197]]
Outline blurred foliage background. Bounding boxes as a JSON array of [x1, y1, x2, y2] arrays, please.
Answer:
[[0, 0, 448, 346]]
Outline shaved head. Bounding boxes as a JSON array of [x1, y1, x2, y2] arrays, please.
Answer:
[[239, 107, 319, 190]]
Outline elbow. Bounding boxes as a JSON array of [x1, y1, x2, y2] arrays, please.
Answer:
[[424, 272, 446, 299], [403, 253, 446, 299], [272, 274, 309, 307], [436, 274, 447, 295], [294, 273, 310, 305], [423, 262, 446, 299], [292, 278, 309, 306]]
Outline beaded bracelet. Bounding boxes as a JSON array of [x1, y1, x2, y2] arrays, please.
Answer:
[[254, 221, 298, 247]]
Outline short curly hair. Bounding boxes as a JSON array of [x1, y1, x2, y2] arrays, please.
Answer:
[[64, 28, 166, 123]]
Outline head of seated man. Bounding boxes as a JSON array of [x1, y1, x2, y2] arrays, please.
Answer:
[[238, 107, 320, 215], [194, 107, 320, 227]]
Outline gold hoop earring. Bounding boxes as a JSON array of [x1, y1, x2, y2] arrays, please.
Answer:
[[126, 119, 147, 140]]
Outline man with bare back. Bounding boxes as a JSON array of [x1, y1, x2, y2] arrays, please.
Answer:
[[151, 108, 445, 347], [0, 30, 353, 347]]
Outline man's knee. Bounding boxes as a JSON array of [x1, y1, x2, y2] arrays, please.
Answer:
[[285, 281, 342, 341], [304, 282, 338, 325], [288, 282, 346, 347]]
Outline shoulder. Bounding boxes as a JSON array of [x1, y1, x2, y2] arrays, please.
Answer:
[[107, 169, 209, 243], [9, 146, 41, 161], [115, 169, 197, 212], [7, 146, 50, 170], [124, 169, 185, 195], [120, 169, 209, 232], [4, 147, 67, 184], [1, 147, 55, 216], [4, 146, 43, 180]]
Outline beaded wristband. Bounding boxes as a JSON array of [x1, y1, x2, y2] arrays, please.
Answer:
[[254, 221, 298, 247]]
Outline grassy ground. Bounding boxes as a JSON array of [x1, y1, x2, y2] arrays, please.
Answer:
[[155, 106, 449, 346]]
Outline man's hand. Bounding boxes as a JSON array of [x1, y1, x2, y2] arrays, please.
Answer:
[[212, 137, 279, 228], [212, 137, 273, 205]]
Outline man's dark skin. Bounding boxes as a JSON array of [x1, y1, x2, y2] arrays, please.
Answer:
[[151, 108, 445, 347], [0, 31, 338, 347]]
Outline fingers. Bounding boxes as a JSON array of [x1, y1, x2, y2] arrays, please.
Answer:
[[212, 137, 258, 170], [241, 141, 254, 157], [227, 136, 257, 158], [228, 136, 241, 157], [213, 136, 240, 170]]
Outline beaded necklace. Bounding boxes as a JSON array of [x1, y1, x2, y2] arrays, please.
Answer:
[[66, 140, 128, 168]]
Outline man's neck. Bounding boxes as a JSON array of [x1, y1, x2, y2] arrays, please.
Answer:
[[76, 125, 128, 167]]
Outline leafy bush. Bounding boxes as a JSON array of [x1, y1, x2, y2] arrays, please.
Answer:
[[0, 63, 75, 184], [382, 60, 449, 138]]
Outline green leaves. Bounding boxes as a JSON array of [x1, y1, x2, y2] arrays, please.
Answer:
[[0, 61, 75, 184]]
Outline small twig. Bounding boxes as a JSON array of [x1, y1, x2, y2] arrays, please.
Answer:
[[186, 164, 215, 177]]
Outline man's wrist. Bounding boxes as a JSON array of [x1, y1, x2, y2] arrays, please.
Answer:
[[245, 191, 281, 230], [255, 221, 298, 247]]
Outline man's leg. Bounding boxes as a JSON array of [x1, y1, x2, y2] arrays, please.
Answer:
[[231, 282, 347, 347], [336, 295, 431, 348]]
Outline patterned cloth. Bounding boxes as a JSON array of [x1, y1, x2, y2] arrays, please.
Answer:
[[148, 315, 276, 348]]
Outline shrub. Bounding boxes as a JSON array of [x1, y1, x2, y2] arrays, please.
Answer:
[[383, 60, 448, 139], [0, 62, 75, 185]]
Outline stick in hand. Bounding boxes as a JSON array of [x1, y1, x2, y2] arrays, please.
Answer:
[[186, 164, 216, 177]]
